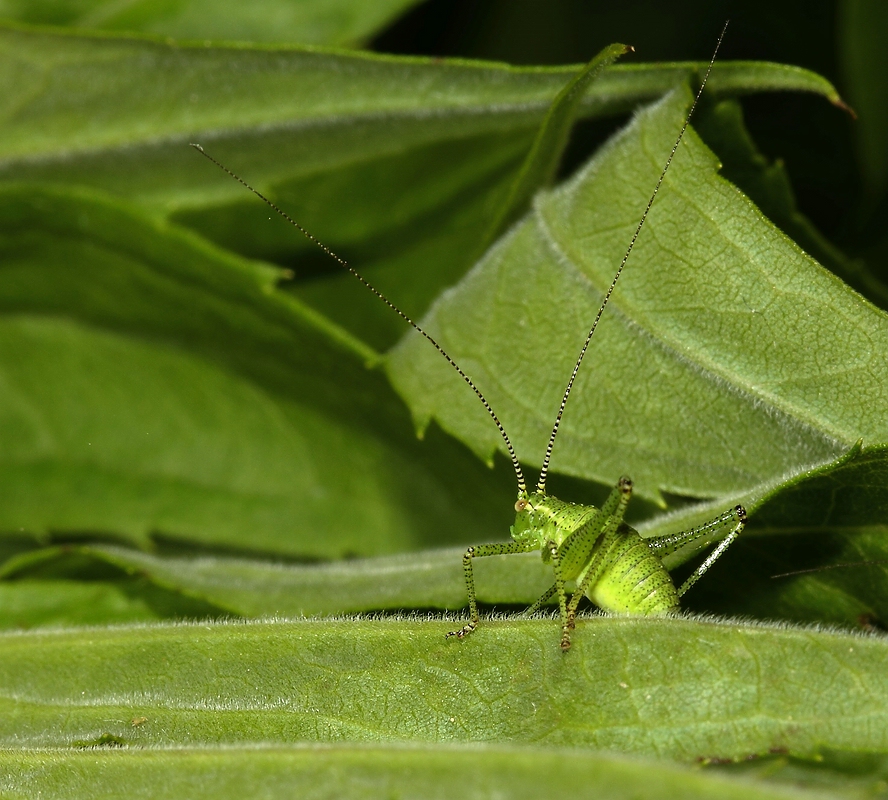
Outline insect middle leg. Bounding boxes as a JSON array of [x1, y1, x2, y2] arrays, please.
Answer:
[[518, 544, 574, 650], [447, 540, 534, 640], [524, 583, 557, 617], [559, 477, 634, 627], [564, 515, 625, 625], [598, 475, 633, 522]]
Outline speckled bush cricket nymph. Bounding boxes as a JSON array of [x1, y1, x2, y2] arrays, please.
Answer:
[[192, 22, 745, 652]]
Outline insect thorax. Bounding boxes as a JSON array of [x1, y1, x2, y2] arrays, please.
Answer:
[[511, 489, 681, 615], [510, 492, 599, 550]]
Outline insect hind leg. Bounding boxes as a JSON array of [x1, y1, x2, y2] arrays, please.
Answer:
[[600, 475, 633, 523], [647, 505, 747, 599]]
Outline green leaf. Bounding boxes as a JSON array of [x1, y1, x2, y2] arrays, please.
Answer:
[[694, 98, 888, 311], [387, 87, 888, 507], [0, 579, 224, 629], [0, 543, 553, 619], [481, 42, 632, 247], [0, 744, 848, 800], [0, 185, 514, 556], [0, 616, 886, 763], [0, 25, 843, 246], [0, 0, 422, 47], [653, 443, 888, 628], [0, 25, 846, 353]]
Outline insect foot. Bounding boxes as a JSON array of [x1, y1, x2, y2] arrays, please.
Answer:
[[445, 622, 476, 640]]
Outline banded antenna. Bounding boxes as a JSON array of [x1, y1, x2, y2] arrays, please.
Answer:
[[536, 20, 729, 494], [191, 143, 528, 495]]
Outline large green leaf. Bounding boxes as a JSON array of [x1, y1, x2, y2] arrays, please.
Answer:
[[0, 185, 514, 556], [0, 25, 846, 353], [0, 25, 842, 243], [0, 744, 831, 800], [387, 87, 888, 508], [0, 0, 422, 46], [0, 617, 885, 763]]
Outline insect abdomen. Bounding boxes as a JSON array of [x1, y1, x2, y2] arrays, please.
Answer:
[[587, 529, 679, 615]]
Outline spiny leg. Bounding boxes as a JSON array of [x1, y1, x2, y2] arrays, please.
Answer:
[[644, 503, 746, 597], [677, 505, 746, 598], [546, 540, 573, 651], [559, 477, 633, 630], [599, 475, 633, 523], [565, 516, 624, 626], [447, 540, 531, 640], [647, 504, 745, 557], [523, 584, 557, 617]]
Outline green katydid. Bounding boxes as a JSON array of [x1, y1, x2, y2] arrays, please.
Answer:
[[192, 22, 745, 651]]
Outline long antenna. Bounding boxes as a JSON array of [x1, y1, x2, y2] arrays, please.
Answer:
[[191, 143, 528, 494], [536, 20, 729, 494], [771, 559, 888, 579]]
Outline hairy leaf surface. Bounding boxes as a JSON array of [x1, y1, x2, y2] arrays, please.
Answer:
[[388, 88, 887, 505], [0, 617, 886, 763]]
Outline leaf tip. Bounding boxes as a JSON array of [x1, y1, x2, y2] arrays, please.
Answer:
[[831, 95, 857, 119], [413, 412, 431, 441]]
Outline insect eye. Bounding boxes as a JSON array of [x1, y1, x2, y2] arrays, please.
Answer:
[[514, 498, 528, 512]]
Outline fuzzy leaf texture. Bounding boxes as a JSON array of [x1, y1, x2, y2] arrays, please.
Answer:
[[0, 0, 423, 46], [0, 616, 886, 762], [387, 87, 887, 505]]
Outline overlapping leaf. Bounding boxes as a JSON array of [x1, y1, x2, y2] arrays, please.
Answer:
[[0, 185, 514, 556], [0, 0, 422, 47], [387, 88, 888, 507], [0, 26, 845, 351], [0, 744, 829, 800]]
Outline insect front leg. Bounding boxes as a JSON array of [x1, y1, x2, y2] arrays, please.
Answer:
[[447, 540, 532, 640]]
